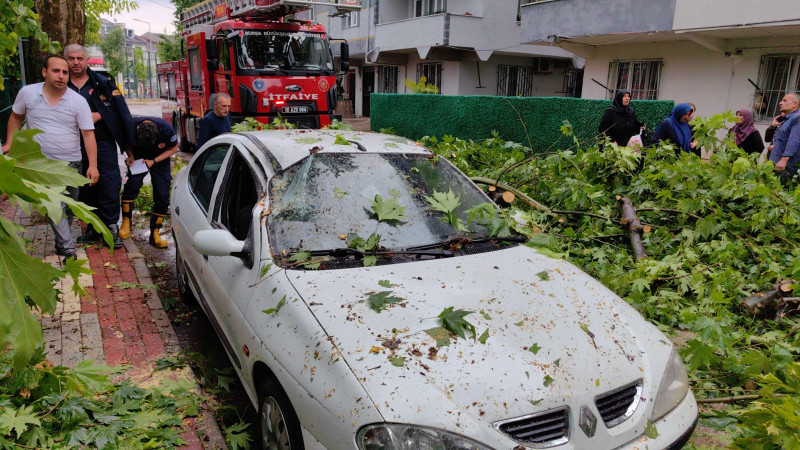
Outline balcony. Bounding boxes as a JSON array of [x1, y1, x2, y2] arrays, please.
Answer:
[[520, 0, 676, 44]]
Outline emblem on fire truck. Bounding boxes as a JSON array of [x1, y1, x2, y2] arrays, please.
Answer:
[[253, 79, 267, 92], [318, 79, 329, 92]]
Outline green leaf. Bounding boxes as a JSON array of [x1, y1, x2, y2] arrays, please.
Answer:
[[371, 194, 406, 223], [0, 405, 41, 437], [263, 296, 286, 315], [543, 375, 553, 387], [334, 134, 350, 145], [536, 271, 549, 281], [225, 422, 252, 450], [65, 360, 114, 394], [258, 263, 273, 278], [529, 343, 541, 355], [424, 327, 451, 347], [480, 310, 491, 320], [333, 187, 349, 198], [9, 129, 91, 187], [378, 280, 396, 288], [287, 251, 310, 264], [478, 329, 489, 344], [437, 307, 476, 340], [644, 421, 659, 439], [425, 189, 461, 214], [390, 356, 405, 367], [367, 291, 403, 313], [295, 137, 322, 145]]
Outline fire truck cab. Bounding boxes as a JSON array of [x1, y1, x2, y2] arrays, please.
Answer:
[[158, 0, 358, 152]]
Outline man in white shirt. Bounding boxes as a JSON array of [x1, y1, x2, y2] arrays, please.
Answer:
[[3, 55, 99, 262]]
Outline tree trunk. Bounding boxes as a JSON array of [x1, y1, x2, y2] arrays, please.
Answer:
[[617, 196, 648, 260], [34, 0, 86, 47]]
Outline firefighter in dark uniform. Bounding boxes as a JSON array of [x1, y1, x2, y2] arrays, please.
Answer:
[[120, 117, 179, 248], [65, 44, 134, 248]]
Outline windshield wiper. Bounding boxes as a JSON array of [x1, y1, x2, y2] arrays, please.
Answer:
[[309, 247, 454, 258], [405, 235, 528, 252]]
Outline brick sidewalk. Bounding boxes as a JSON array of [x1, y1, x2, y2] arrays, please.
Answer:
[[4, 200, 226, 449]]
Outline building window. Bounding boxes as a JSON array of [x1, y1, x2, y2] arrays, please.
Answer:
[[607, 60, 662, 100], [497, 65, 533, 97], [377, 66, 398, 93], [417, 62, 442, 92], [561, 69, 583, 98], [343, 10, 359, 28], [413, 0, 446, 17], [754, 54, 800, 120]]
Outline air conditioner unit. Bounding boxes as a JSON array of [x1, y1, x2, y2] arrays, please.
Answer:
[[534, 58, 553, 73]]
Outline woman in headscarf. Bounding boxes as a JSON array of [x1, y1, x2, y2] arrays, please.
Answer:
[[598, 90, 645, 146], [730, 108, 764, 154], [653, 103, 696, 154]]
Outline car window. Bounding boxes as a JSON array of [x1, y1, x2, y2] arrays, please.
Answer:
[[215, 149, 260, 240], [189, 144, 231, 212]]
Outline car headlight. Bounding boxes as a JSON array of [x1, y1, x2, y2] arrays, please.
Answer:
[[651, 349, 690, 421], [357, 423, 492, 450]]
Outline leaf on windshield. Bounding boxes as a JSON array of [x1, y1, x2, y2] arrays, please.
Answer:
[[367, 291, 403, 313], [334, 134, 349, 145], [425, 189, 466, 231], [424, 327, 451, 347], [363, 255, 377, 267], [537, 271, 549, 281], [287, 251, 310, 264], [263, 296, 286, 315], [438, 307, 476, 340], [389, 356, 405, 367], [371, 194, 406, 223], [528, 343, 541, 355]]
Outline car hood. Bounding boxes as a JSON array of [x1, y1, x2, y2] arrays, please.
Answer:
[[285, 245, 672, 438]]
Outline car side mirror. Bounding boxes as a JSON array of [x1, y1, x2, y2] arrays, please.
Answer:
[[193, 229, 245, 256]]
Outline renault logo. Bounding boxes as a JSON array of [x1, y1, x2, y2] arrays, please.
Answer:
[[286, 85, 302, 92], [579, 406, 597, 438]]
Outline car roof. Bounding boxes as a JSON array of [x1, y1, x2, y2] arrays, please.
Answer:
[[239, 129, 429, 170]]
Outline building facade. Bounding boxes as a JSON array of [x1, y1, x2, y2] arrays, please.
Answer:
[[88, 19, 161, 99], [520, 0, 800, 125], [311, 0, 583, 117]]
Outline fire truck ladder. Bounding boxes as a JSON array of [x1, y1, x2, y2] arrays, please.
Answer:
[[182, 0, 361, 28]]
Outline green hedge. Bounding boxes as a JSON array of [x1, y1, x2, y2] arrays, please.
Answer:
[[370, 94, 675, 152]]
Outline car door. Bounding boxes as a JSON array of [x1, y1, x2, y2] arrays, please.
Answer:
[[197, 143, 266, 369]]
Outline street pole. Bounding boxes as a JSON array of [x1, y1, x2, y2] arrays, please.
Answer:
[[134, 19, 153, 99]]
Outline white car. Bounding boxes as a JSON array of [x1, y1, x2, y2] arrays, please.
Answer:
[[171, 130, 697, 450]]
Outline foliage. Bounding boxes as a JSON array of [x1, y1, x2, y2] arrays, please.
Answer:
[[0, 349, 199, 448], [230, 116, 296, 132], [0, 1, 60, 89], [85, 0, 137, 45], [423, 114, 800, 445], [370, 194, 406, 223], [322, 119, 352, 131], [0, 130, 111, 369], [157, 32, 184, 63], [367, 291, 403, 313], [370, 94, 674, 154], [733, 361, 800, 449], [132, 46, 147, 82], [99, 25, 126, 81], [403, 76, 439, 94]]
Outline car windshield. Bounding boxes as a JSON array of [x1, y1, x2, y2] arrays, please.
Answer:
[[235, 30, 334, 72], [267, 153, 520, 268]]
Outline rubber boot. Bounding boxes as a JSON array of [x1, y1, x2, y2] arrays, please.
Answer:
[[149, 213, 168, 248], [118, 200, 134, 239]]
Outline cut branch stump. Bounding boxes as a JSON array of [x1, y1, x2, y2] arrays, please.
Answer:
[[617, 196, 648, 260]]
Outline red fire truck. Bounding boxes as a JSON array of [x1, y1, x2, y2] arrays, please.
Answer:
[[157, 0, 358, 151]]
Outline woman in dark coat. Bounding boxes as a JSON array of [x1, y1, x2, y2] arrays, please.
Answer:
[[730, 108, 764, 155], [653, 103, 696, 154], [598, 90, 645, 146]]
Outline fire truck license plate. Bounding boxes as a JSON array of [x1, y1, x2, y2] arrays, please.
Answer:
[[282, 106, 309, 114]]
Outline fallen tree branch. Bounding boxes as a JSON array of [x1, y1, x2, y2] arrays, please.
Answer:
[[550, 210, 613, 222], [617, 196, 649, 260], [635, 208, 702, 221], [470, 177, 550, 211], [696, 394, 761, 404]]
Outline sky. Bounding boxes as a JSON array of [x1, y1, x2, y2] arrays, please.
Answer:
[[101, 0, 178, 36]]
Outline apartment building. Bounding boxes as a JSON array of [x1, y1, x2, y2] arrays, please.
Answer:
[[312, 0, 582, 117], [520, 0, 800, 124]]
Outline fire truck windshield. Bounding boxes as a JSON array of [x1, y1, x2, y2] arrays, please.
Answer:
[[234, 30, 334, 74]]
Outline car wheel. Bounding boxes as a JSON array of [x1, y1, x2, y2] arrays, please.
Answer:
[[175, 246, 197, 306], [257, 375, 304, 450]]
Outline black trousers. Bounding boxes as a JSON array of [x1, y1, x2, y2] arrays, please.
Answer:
[[80, 140, 122, 226], [121, 159, 171, 215]]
